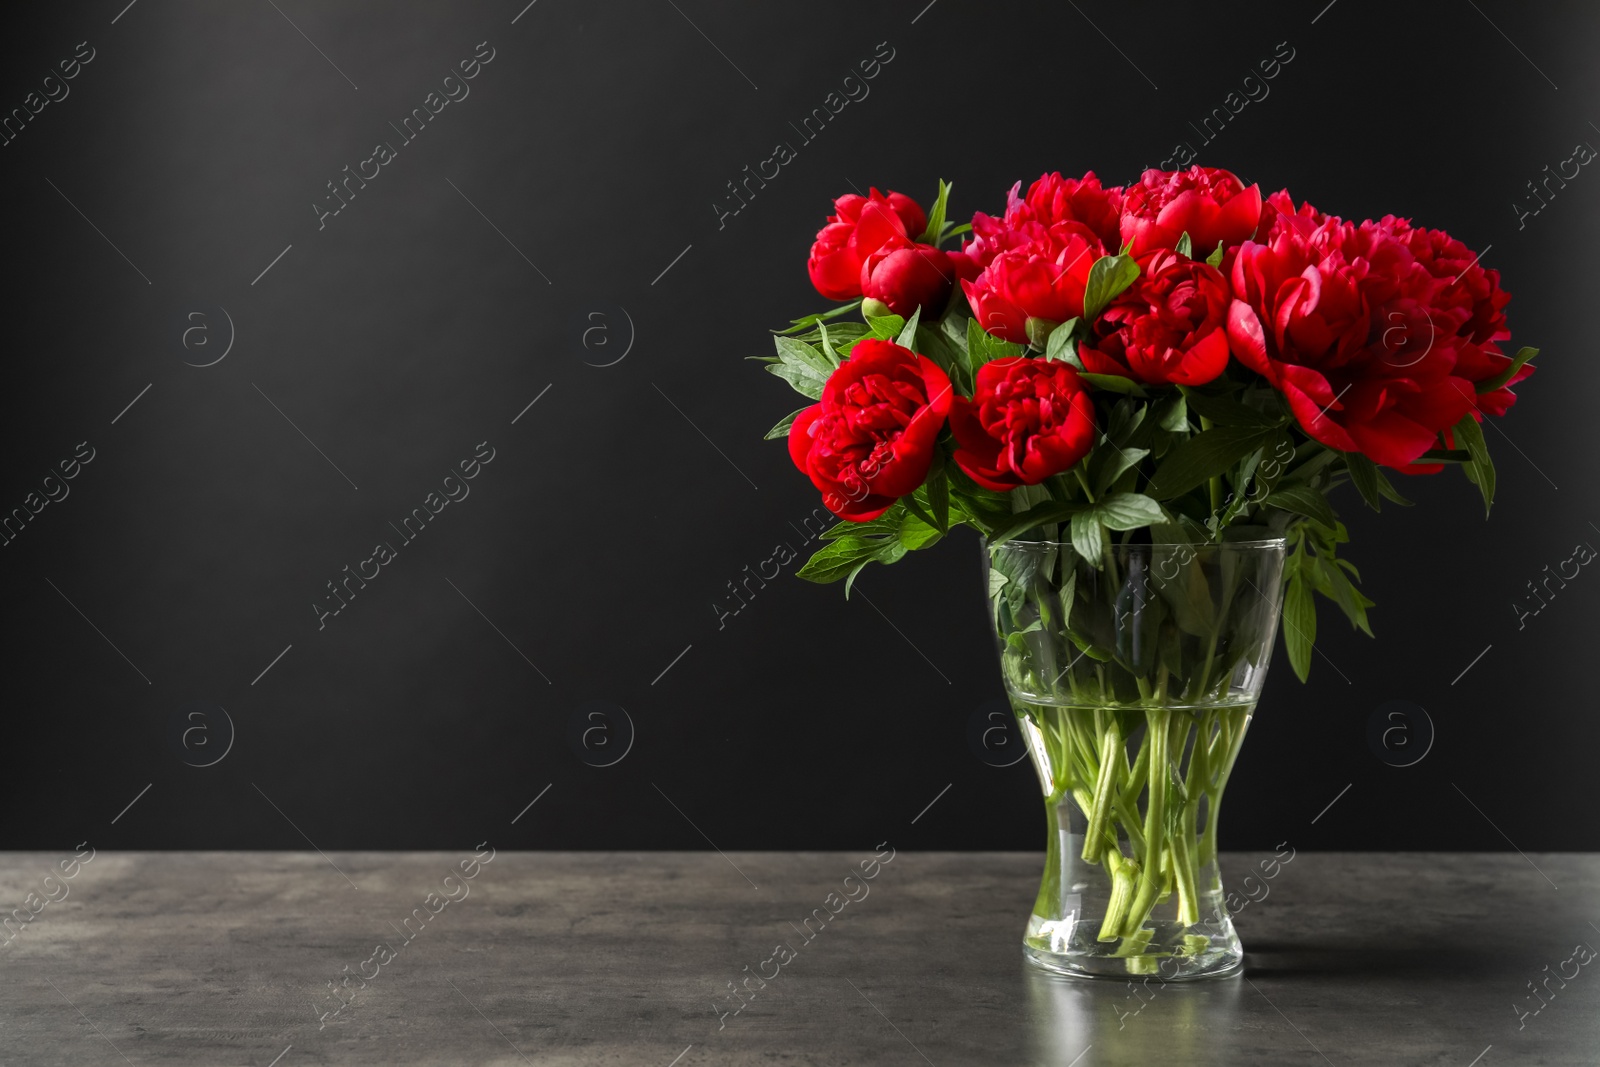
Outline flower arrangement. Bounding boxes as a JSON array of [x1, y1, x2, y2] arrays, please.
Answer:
[[759, 167, 1537, 681], [758, 167, 1539, 976]]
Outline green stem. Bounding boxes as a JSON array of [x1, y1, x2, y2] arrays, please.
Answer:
[[1073, 465, 1096, 504], [1099, 858, 1138, 942], [1081, 722, 1121, 863], [1201, 415, 1222, 516], [1190, 554, 1241, 702], [1121, 707, 1171, 936], [1170, 819, 1200, 926], [1199, 712, 1249, 868]]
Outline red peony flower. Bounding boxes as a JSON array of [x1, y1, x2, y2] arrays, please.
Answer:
[[788, 338, 953, 521], [1257, 188, 1328, 242], [950, 357, 1096, 489], [1078, 249, 1232, 386], [807, 189, 929, 302], [1371, 215, 1526, 416], [1008, 171, 1124, 251], [958, 172, 1124, 343], [960, 236, 1101, 344], [860, 238, 960, 318], [1120, 166, 1264, 258], [1226, 218, 1480, 469]]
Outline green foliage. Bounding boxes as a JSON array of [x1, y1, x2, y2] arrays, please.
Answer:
[[1083, 253, 1141, 319], [1079, 373, 1149, 397], [1476, 346, 1537, 394], [757, 205, 1532, 688], [866, 313, 906, 340], [775, 301, 862, 336], [1147, 425, 1281, 501], [1344, 451, 1383, 512], [1282, 556, 1316, 683], [967, 317, 1024, 373], [764, 407, 807, 440], [895, 306, 922, 350], [754, 336, 834, 399], [1453, 413, 1495, 516], [797, 503, 943, 595], [1043, 318, 1085, 367], [919, 180, 952, 245], [1262, 484, 1338, 531]]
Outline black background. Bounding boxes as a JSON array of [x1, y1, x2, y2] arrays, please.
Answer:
[[0, 0, 1593, 854]]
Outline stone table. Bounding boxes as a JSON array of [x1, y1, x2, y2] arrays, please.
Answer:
[[0, 851, 1594, 1065]]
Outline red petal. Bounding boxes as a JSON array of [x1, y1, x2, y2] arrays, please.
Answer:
[[1169, 328, 1230, 385], [1226, 300, 1274, 379]]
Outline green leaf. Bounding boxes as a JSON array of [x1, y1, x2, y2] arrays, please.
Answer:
[[1314, 554, 1374, 638], [1262, 484, 1339, 531], [941, 314, 971, 357], [1094, 492, 1166, 531], [765, 361, 826, 400], [1282, 566, 1316, 683], [1101, 396, 1148, 454], [867, 313, 906, 340], [1152, 547, 1215, 637], [1156, 394, 1189, 433], [988, 569, 1009, 599], [821, 509, 901, 541], [1205, 242, 1225, 268], [1070, 509, 1105, 565], [1025, 316, 1060, 349], [1178, 387, 1287, 429], [1175, 232, 1193, 258], [802, 502, 943, 593], [989, 501, 1086, 545], [918, 180, 951, 246], [899, 488, 939, 533], [1375, 469, 1413, 507], [1417, 448, 1472, 463], [776, 301, 862, 335], [948, 483, 1014, 533], [1476, 346, 1537, 394], [896, 306, 922, 351], [897, 510, 943, 551], [1078, 372, 1149, 397], [815, 321, 845, 365], [1344, 452, 1383, 512], [1092, 445, 1149, 499], [1082, 253, 1141, 320], [1043, 318, 1084, 367], [773, 335, 835, 398], [966, 317, 1025, 373], [764, 407, 808, 440], [823, 321, 871, 351], [1453, 413, 1496, 516], [797, 537, 877, 584], [1147, 425, 1278, 501], [914, 325, 966, 389], [926, 469, 950, 533], [842, 559, 876, 599]]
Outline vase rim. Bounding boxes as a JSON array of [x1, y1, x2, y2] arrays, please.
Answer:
[[991, 537, 1288, 549]]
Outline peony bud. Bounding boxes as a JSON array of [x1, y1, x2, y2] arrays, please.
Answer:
[[859, 241, 955, 318]]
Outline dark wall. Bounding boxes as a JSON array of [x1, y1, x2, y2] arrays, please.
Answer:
[[1, 0, 1594, 854]]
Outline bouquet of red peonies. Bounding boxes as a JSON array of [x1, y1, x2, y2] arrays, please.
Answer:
[[762, 168, 1540, 977], [760, 167, 1536, 680]]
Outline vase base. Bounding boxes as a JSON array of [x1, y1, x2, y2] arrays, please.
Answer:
[[1022, 916, 1244, 981]]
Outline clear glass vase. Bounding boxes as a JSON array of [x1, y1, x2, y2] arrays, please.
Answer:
[[985, 536, 1286, 980]]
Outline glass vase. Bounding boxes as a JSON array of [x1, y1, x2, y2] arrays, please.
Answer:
[[986, 536, 1286, 980]]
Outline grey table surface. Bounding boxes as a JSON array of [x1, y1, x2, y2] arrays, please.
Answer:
[[0, 851, 1595, 1066]]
